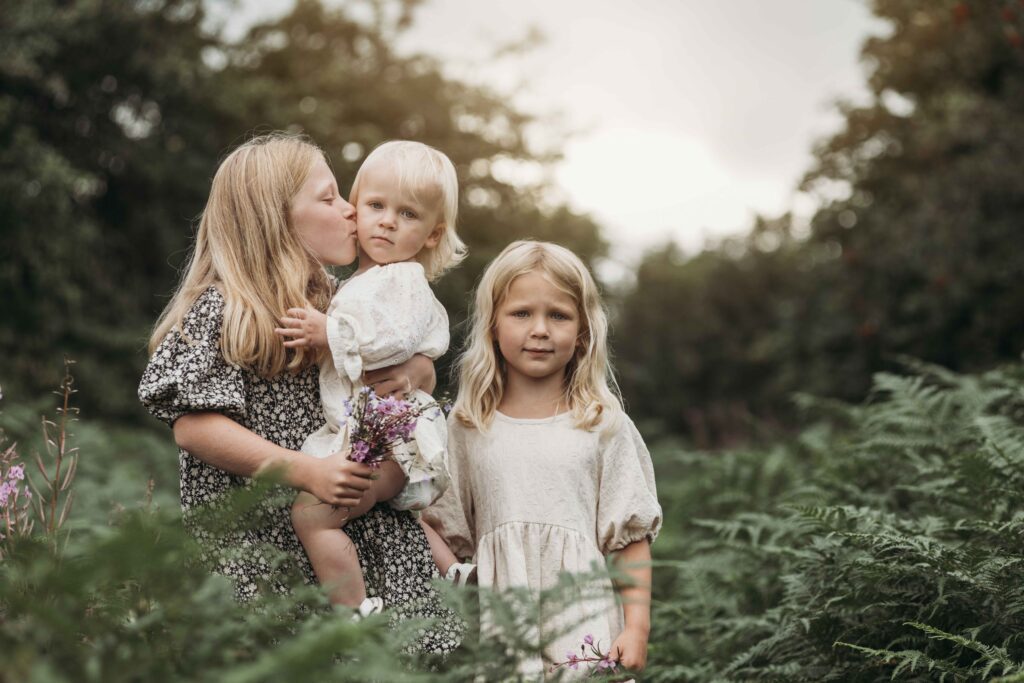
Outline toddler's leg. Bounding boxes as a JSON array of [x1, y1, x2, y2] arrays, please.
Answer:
[[292, 491, 367, 608]]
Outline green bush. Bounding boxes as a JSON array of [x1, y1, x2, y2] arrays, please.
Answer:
[[649, 360, 1024, 681]]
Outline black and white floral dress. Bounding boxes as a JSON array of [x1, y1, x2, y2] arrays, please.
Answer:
[[138, 286, 462, 654]]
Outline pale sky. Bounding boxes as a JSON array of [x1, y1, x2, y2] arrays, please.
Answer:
[[213, 0, 885, 273]]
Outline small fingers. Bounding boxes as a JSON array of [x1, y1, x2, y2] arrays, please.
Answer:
[[285, 307, 307, 319], [282, 338, 308, 348]]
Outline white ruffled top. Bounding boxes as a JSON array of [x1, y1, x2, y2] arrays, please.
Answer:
[[302, 262, 450, 510], [423, 410, 662, 678]]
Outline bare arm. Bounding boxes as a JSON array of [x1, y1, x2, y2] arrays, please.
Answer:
[[608, 539, 653, 671], [173, 412, 372, 507]]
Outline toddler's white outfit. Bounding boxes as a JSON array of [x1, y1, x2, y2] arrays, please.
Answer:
[[302, 262, 449, 511]]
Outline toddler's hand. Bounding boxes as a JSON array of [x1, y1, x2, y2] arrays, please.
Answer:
[[276, 306, 328, 349], [609, 626, 648, 672]]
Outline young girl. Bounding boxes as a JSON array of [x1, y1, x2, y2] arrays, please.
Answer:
[[276, 140, 472, 613], [139, 133, 461, 654], [423, 240, 662, 678]]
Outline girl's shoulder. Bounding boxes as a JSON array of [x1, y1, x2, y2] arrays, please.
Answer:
[[594, 408, 640, 444], [174, 285, 226, 342]]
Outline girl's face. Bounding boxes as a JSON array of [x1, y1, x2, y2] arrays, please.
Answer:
[[291, 157, 358, 266], [494, 271, 581, 385], [354, 161, 444, 271]]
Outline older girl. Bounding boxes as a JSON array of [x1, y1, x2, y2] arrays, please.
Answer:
[[139, 133, 460, 652]]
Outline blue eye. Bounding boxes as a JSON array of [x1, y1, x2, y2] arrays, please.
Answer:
[[512, 310, 529, 318], [401, 209, 418, 219]]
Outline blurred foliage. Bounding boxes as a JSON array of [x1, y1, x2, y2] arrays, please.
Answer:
[[0, 0, 606, 420], [647, 360, 1024, 680], [7, 326, 1024, 680], [615, 0, 1024, 443], [0, 383, 641, 682]]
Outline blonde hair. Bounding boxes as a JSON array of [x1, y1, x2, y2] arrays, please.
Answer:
[[349, 140, 466, 281], [147, 132, 335, 377], [453, 240, 622, 431]]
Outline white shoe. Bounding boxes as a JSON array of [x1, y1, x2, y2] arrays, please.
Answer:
[[444, 562, 477, 587], [351, 596, 384, 621]]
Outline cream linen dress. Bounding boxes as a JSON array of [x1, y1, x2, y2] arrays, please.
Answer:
[[301, 262, 450, 510], [424, 410, 662, 679]]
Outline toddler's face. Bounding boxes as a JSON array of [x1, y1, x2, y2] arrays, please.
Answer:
[[353, 162, 443, 270]]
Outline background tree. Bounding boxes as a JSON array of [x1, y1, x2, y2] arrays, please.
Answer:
[[1, 0, 605, 418], [615, 0, 1024, 443]]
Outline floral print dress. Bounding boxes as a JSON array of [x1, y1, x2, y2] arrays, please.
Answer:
[[138, 286, 461, 654]]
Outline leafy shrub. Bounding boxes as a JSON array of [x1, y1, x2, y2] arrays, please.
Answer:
[[647, 360, 1024, 681]]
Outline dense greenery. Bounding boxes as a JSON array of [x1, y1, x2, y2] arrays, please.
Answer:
[[615, 0, 1024, 442], [5, 348, 1024, 680], [649, 360, 1024, 680]]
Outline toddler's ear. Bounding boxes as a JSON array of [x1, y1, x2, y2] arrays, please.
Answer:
[[424, 223, 445, 249]]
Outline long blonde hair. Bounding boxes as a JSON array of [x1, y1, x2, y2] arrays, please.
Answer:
[[453, 240, 622, 431], [349, 140, 466, 281], [147, 133, 335, 377]]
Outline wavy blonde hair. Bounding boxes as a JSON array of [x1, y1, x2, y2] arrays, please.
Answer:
[[453, 240, 622, 431], [349, 140, 466, 281], [147, 133, 336, 377]]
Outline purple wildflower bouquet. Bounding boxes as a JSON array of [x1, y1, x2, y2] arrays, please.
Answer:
[[550, 634, 620, 677], [342, 386, 444, 466]]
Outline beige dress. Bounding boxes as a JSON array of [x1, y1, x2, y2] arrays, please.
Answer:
[[423, 410, 662, 679]]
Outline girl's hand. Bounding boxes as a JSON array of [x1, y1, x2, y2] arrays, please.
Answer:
[[276, 306, 328, 349], [297, 452, 374, 507], [363, 353, 436, 397], [609, 626, 649, 672]]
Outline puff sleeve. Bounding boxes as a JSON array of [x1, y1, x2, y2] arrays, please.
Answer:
[[325, 263, 448, 383], [421, 417, 476, 560], [595, 414, 662, 555], [138, 287, 247, 427]]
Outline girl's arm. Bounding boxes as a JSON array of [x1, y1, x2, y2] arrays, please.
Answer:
[[608, 538, 653, 671], [173, 412, 373, 507]]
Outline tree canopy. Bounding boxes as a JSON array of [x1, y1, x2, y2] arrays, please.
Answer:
[[614, 0, 1024, 444]]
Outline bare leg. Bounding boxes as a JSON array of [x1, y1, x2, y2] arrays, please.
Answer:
[[420, 518, 457, 575], [292, 491, 368, 608]]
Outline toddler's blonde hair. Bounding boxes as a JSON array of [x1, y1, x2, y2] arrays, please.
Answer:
[[147, 132, 335, 377], [453, 240, 622, 431], [349, 140, 466, 280]]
